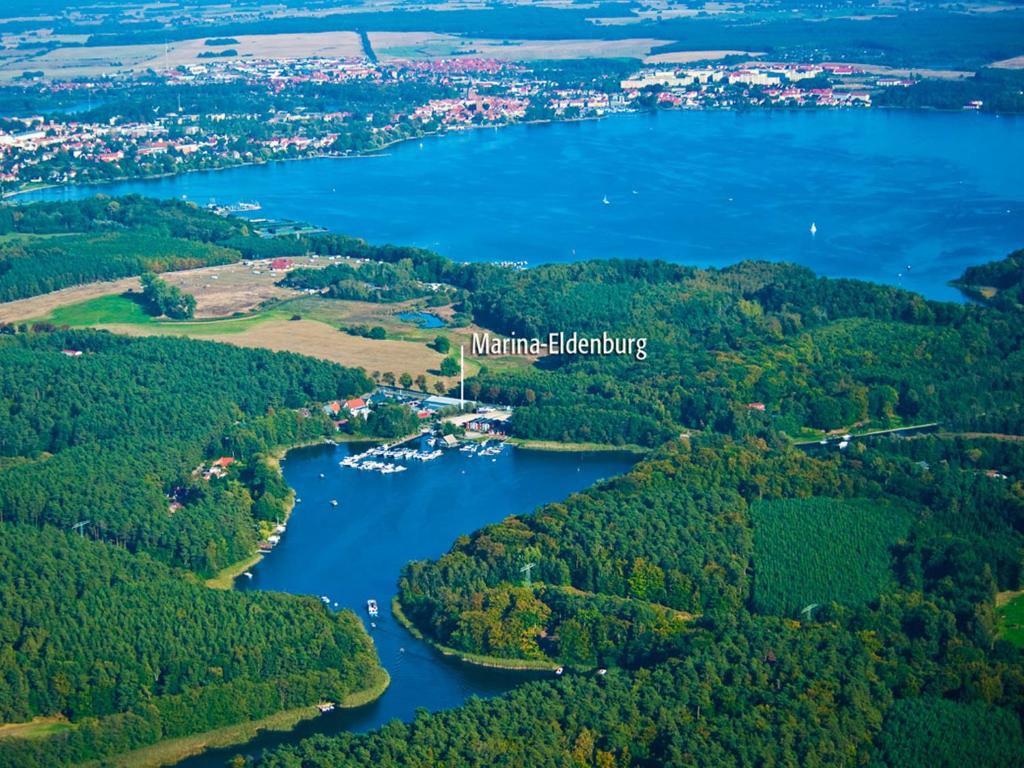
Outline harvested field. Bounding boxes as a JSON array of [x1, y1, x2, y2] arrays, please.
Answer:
[[0, 32, 364, 81], [0, 257, 327, 323], [104, 316, 450, 380], [644, 49, 762, 64], [371, 32, 673, 61]]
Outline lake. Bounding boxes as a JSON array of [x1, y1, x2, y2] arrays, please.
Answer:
[[175, 437, 636, 767], [396, 310, 446, 328], [18, 109, 1024, 301]]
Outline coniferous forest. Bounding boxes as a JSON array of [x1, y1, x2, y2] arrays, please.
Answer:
[[0, 323, 383, 766]]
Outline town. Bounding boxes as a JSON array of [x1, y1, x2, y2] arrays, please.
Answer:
[[0, 54, 936, 193]]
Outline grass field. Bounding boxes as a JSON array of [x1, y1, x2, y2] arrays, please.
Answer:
[[0, 276, 144, 323], [6, 261, 536, 388], [0, 716, 72, 740], [997, 590, 1024, 647], [507, 437, 648, 453], [47, 293, 156, 326], [751, 497, 914, 616]]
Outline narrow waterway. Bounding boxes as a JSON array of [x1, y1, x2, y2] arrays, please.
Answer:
[[175, 437, 637, 766]]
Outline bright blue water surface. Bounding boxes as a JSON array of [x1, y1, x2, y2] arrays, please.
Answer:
[[396, 311, 446, 328], [19, 110, 1024, 301], [176, 438, 636, 766]]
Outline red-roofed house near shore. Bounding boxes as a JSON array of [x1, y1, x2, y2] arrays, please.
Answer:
[[345, 398, 370, 418], [270, 258, 292, 271], [212, 457, 236, 468]]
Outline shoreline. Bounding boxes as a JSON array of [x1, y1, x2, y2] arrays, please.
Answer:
[[204, 436, 328, 589], [506, 437, 648, 454], [0, 115, 600, 201], [4, 105, 1009, 203], [391, 596, 560, 672], [100, 668, 390, 768]]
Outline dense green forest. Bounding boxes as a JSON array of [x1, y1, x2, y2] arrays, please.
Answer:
[[0, 196, 246, 301], [0, 329, 370, 573], [453, 257, 1024, 444], [750, 497, 913, 616], [0, 525, 383, 767], [0, 318, 388, 765]]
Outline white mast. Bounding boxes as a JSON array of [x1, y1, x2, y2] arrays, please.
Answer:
[[460, 345, 465, 409]]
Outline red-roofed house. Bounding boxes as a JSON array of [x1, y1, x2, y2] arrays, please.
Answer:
[[747, 402, 766, 412], [345, 398, 370, 418], [212, 457, 236, 467]]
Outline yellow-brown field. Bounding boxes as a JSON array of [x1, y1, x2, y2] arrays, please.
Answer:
[[0, 258, 324, 323], [370, 32, 673, 61], [643, 49, 762, 64], [0, 32, 364, 81], [102, 315, 450, 380]]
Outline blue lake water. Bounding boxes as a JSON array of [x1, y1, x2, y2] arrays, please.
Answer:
[[176, 437, 636, 767], [19, 109, 1024, 301], [396, 310, 446, 328]]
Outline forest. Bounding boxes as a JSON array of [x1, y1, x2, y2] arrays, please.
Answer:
[[0, 525, 383, 767], [0, 329, 370, 573], [2, 198, 1023, 766], [750, 496, 913, 616], [454, 256, 1024, 444], [0, 196, 247, 301], [0, 322, 387, 765], [259, 433, 1024, 767]]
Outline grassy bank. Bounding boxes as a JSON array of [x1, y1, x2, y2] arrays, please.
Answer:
[[204, 552, 263, 590], [506, 437, 648, 454], [96, 705, 322, 768], [339, 666, 391, 708], [391, 597, 559, 672], [997, 590, 1024, 648], [0, 716, 72, 740], [96, 670, 389, 768]]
